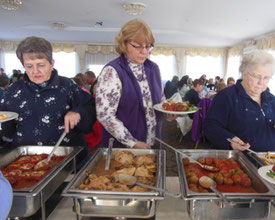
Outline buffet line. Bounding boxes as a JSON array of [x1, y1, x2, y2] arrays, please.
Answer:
[[1, 144, 275, 220]]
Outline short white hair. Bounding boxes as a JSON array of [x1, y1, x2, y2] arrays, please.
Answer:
[[239, 50, 275, 76]]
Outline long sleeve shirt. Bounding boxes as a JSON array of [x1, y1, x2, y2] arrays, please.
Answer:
[[204, 79, 275, 151], [96, 56, 164, 148], [0, 69, 96, 147]]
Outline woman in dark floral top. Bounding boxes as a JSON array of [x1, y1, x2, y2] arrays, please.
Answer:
[[0, 37, 96, 152]]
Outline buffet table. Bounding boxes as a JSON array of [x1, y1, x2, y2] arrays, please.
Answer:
[[47, 177, 275, 220]]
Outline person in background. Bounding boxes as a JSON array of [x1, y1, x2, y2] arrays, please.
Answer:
[[227, 76, 235, 87], [209, 81, 226, 99], [10, 69, 20, 83], [183, 79, 205, 119], [0, 171, 13, 220], [214, 76, 220, 87], [164, 75, 179, 99], [206, 78, 215, 91], [73, 75, 102, 149], [198, 78, 209, 99], [204, 50, 275, 152], [177, 75, 190, 98], [84, 70, 97, 93], [184, 79, 205, 105], [0, 74, 10, 99], [0, 36, 96, 167], [0, 68, 5, 75], [96, 19, 166, 149]]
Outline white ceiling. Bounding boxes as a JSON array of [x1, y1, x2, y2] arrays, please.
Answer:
[[1, 0, 275, 48]]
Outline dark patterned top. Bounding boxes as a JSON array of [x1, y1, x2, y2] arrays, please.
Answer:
[[0, 69, 96, 147]]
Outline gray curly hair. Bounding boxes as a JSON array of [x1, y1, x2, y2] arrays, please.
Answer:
[[239, 50, 275, 76]]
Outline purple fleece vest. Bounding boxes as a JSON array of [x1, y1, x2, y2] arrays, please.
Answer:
[[102, 54, 163, 148]]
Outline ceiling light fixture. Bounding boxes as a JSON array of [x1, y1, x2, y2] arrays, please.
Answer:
[[123, 2, 146, 15], [52, 22, 66, 30], [0, 0, 22, 10]]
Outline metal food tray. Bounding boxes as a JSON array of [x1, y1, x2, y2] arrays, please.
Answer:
[[62, 148, 166, 218], [0, 145, 83, 219], [176, 149, 275, 220]]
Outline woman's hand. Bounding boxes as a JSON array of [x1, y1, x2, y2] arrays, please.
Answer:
[[230, 136, 250, 151], [64, 111, 81, 133], [133, 141, 151, 149]]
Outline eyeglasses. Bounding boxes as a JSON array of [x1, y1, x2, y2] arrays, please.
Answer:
[[248, 72, 271, 82], [129, 43, 154, 52]]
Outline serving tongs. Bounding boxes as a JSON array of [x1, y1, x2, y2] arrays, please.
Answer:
[[155, 137, 219, 172], [227, 138, 273, 164], [105, 138, 114, 170]]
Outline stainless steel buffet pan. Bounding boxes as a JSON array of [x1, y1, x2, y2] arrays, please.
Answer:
[[176, 149, 275, 220], [0, 145, 83, 218], [62, 148, 166, 218]]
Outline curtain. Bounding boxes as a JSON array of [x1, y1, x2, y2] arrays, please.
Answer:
[[0, 49, 4, 72], [85, 52, 117, 71]]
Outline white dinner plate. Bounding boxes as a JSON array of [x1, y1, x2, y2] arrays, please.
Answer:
[[258, 165, 275, 184], [153, 103, 199, 115], [0, 111, 19, 123]]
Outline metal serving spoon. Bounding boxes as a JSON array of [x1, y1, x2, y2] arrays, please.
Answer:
[[118, 174, 181, 198], [34, 131, 67, 171], [199, 176, 234, 207], [155, 137, 219, 172]]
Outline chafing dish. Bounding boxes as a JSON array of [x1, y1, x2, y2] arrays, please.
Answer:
[[0, 145, 83, 219], [62, 148, 166, 218], [176, 149, 275, 220]]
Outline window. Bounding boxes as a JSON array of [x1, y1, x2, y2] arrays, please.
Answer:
[[227, 56, 241, 81], [3, 51, 77, 78], [87, 64, 104, 77], [266, 50, 275, 95], [186, 56, 224, 80], [53, 52, 77, 78], [4, 52, 24, 77], [149, 54, 177, 81]]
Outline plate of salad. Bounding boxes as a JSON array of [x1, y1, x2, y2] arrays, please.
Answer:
[[258, 165, 275, 184]]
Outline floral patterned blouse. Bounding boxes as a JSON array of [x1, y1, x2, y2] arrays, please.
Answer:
[[0, 69, 96, 147], [96, 58, 164, 148]]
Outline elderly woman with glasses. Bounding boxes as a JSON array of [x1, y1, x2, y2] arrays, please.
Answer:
[[96, 19, 166, 149], [204, 50, 275, 152]]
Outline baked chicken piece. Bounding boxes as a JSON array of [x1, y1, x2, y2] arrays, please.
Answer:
[[111, 167, 136, 182], [80, 175, 110, 190], [106, 183, 130, 191], [135, 165, 154, 178], [135, 155, 156, 167], [114, 150, 135, 166]]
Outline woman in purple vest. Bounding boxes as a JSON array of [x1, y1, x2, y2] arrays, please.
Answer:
[[96, 19, 167, 149]]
